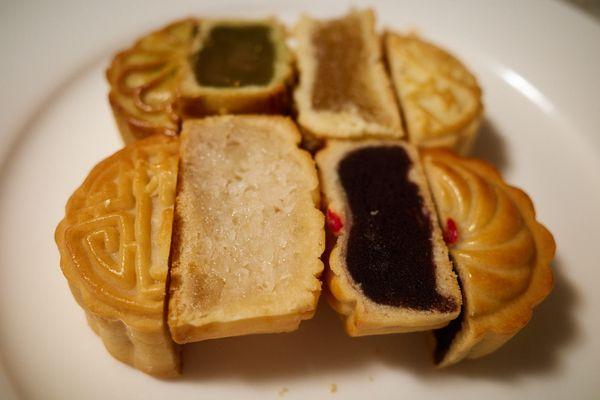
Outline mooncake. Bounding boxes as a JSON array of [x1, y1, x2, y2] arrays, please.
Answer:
[[385, 33, 483, 154], [167, 116, 324, 344], [107, 19, 197, 143], [55, 135, 180, 377], [294, 10, 404, 144], [177, 19, 294, 117], [316, 140, 461, 336], [421, 148, 554, 367]]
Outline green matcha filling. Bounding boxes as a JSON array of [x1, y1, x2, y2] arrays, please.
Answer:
[[194, 25, 275, 87]]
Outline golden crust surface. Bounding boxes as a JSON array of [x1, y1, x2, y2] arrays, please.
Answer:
[[386, 33, 483, 154], [316, 140, 461, 336], [421, 148, 555, 367], [55, 135, 181, 377], [107, 19, 197, 143], [176, 19, 294, 117]]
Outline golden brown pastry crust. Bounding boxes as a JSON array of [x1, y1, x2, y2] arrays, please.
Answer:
[[386, 33, 483, 154], [106, 19, 197, 143], [421, 148, 555, 367], [55, 135, 181, 377], [316, 140, 461, 336]]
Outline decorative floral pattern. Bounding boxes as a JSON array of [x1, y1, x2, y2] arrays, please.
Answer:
[[107, 20, 197, 141]]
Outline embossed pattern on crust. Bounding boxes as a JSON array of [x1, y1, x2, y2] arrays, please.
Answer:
[[386, 33, 483, 154], [55, 135, 180, 376], [421, 148, 555, 367], [107, 20, 197, 143]]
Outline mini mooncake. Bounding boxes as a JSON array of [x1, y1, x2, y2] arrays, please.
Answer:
[[294, 10, 404, 144], [167, 116, 324, 344], [107, 19, 197, 143], [386, 33, 483, 154], [107, 18, 293, 143], [177, 19, 294, 117], [421, 148, 554, 367], [55, 135, 180, 377], [316, 140, 461, 336]]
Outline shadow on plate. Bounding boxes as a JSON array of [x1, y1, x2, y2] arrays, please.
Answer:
[[181, 256, 578, 383], [382, 256, 580, 381], [470, 118, 509, 172], [180, 297, 429, 382]]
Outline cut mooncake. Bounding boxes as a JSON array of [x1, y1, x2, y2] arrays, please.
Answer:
[[316, 140, 461, 336], [167, 116, 324, 344], [294, 9, 404, 143], [55, 135, 180, 377], [421, 148, 555, 367], [385, 33, 483, 154], [107, 18, 293, 143], [177, 19, 294, 117], [107, 19, 197, 143]]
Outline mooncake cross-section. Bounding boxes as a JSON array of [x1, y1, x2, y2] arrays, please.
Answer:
[[167, 116, 324, 344], [294, 9, 404, 142], [177, 19, 294, 117], [55, 135, 180, 377], [421, 148, 554, 367], [316, 140, 461, 336]]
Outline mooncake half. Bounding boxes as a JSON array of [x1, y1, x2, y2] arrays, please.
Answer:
[[177, 19, 294, 117], [385, 33, 483, 154], [55, 135, 180, 377], [421, 148, 555, 367], [316, 140, 461, 336], [168, 116, 324, 344], [107, 19, 197, 143], [294, 9, 404, 143]]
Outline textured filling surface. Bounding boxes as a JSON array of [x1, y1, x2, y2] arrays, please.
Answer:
[[170, 119, 322, 324], [311, 14, 379, 122], [194, 25, 274, 87], [338, 146, 455, 311]]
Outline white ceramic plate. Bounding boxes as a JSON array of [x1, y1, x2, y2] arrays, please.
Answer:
[[1, 0, 599, 399]]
